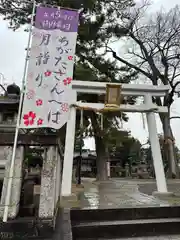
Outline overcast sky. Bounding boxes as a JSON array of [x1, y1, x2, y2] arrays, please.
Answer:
[[0, 0, 180, 150]]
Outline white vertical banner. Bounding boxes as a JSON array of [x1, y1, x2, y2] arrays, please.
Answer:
[[20, 6, 79, 129]]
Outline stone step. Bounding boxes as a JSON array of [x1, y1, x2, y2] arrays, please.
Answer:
[[75, 237, 180, 240], [72, 218, 180, 239], [71, 207, 180, 239], [74, 217, 180, 226], [71, 206, 180, 223]]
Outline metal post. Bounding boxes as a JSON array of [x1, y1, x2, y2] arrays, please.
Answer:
[[3, 0, 36, 222], [144, 94, 167, 193]]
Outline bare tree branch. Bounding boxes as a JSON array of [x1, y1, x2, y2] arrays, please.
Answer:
[[170, 116, 180, 120], [108, 4, 180, 108], [106, 46, 153, 79]]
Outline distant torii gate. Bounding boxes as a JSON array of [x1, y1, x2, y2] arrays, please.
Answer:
[[61, 81, 170, 196]]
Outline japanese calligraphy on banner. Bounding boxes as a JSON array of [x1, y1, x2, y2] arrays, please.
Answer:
[[20, 6, 79, 129]]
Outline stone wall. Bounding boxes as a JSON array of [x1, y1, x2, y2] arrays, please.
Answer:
[[0, 145, 62, 220], [0, 146, 24, 218]]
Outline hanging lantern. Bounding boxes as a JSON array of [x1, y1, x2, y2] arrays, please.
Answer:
[[105, 84, 121, 108]]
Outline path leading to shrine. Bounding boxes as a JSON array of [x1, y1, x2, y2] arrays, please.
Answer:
[[60, 179, 180, 240], [61, 178, 180, 209]]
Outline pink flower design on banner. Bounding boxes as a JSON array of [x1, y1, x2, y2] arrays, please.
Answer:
[[63, 77, 72, 86], [23, 111, 36, 126], [68, 56, 73, 60], [28, 72, 34, 79], [44, 70, 52, 77], [36, 99, 43, 106], [37, 118, 43, 125], [67, 77, 72, 84], [26, 90, 35, 100], [61, 103, 69, 112], [63, 79, 67, 85]]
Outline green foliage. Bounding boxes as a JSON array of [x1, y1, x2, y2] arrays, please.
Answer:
[[143, 134, 180, 164], [106, 128, 142, 166]]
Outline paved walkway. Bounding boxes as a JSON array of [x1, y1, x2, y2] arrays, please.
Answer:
[[73, 179, 180, 209], [61, 179, 180, 240], [61, 178, 180, 209]]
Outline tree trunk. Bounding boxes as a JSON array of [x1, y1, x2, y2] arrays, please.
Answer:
[[90, 111, 108, 181], [170, 127, 180, 178], [160, 112, 179, 178], [95, 138, 108, 181]]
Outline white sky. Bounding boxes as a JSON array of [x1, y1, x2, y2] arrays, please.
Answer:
[[0, 0, 180, 150]]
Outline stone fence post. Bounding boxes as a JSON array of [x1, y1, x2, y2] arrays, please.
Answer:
[[39, 146, 58, 218], [0, 146, 24, 218]]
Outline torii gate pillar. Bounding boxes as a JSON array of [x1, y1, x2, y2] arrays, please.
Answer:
[[144, 94, 167, 193], [61, 91, 77, 196]]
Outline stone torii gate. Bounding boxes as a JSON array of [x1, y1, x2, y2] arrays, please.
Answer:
[[61, 80, 171, 197]]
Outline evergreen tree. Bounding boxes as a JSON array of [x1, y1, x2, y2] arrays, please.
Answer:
[[0, 0, 136, 180], [105, 128, 142, 167], [143, 134, 180, 177]]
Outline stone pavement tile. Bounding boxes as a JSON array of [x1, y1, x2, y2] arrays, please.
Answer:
[[77, 180, 162, 209], [72, 179, 180, 209], [96, 236, 180, 240]]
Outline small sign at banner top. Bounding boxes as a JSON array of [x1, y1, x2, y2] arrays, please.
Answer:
[[20, 6, 79, 129], [35, 6, 79, 32]]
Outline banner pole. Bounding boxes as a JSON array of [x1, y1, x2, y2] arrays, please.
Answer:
[[3, 0, 36, 222]]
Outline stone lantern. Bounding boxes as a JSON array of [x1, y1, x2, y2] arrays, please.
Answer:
[[0, 83, 20, 126]]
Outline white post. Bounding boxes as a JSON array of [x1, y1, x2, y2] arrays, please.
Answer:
[[3, 0, 36, 222], [144, 94, 167, 193], [61, 91, 77, 196]]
